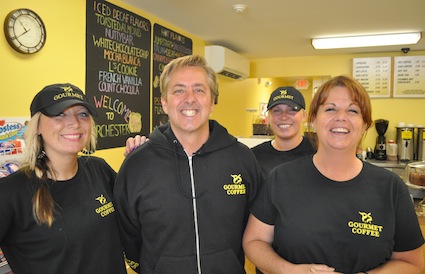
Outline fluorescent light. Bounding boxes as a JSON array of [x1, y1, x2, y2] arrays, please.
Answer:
[[312, 32, 421, 49]]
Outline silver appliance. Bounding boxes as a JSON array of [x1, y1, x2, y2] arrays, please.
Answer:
[[416, 126, 425, 161], [396, 126, 415, 162]]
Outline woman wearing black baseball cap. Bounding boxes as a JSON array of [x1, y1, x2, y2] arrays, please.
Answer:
[[0, 84, 126, 274]]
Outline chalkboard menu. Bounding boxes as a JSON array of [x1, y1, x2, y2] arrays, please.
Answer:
[[393, 56, 425, 97], [152, 24, 192, 128], [352, 57, 391, 98], [86, 0, 151, 149]]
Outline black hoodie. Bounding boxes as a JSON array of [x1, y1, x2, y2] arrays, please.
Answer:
[[114, 120, 262, 274]]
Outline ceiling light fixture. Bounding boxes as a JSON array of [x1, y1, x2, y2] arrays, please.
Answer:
[[233, 4, 247, 14], [312, 32, 421, 49]]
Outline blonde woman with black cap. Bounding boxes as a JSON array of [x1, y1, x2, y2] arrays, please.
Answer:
[[251, 86, 315, 177], [0, 84, 126, 274]]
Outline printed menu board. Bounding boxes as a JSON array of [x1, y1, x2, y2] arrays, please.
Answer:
[[393, 56, 425, 97], [152, 24, 192, 128], [353, 57, 391, 98], [86, 0, 151, 149]]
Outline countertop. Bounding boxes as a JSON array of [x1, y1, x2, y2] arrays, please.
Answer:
[[364, 159, 407, 169]]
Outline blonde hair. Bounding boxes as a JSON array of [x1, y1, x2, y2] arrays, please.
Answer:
[[21, 112, 97, 227], [159, 55, 219, 101]]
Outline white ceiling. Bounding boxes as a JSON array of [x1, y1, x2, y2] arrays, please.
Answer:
[[121, 0, 425, 59]]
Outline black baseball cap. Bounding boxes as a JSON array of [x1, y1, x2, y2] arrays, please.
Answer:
[[30, 83, 97, 117], [267, 86, 305, 111]]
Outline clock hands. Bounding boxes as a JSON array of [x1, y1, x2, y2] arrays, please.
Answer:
[[16, 28, 30, 39], [18, 19, 28, 32], [16, 19, 31, 39]]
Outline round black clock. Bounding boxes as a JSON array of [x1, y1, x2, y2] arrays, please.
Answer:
[[4, 8, 46, 54]]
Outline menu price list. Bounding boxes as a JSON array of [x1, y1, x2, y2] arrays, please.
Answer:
[[86, 0, 151, 149], [394, 56, 425, 97], [353, 57, 391, 98]]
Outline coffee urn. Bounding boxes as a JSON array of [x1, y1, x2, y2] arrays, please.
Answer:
[[416, 126, 425, 161], [396, 123, 415, 162]]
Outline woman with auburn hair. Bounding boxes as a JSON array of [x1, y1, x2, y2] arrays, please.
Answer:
[[243, 75, 424, 274]]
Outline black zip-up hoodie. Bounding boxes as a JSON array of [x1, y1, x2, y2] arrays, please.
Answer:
[[114, 120, 262, 274]]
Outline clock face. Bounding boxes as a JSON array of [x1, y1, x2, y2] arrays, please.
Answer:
[[4, 9, 46, 54]]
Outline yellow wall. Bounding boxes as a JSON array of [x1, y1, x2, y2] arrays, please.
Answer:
[[213, 52, 425, 151], [0, 0, 205, 171], [2, 0, 425, 171]]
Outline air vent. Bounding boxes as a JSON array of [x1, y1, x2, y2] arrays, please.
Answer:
[[219, 70, 244, 80]]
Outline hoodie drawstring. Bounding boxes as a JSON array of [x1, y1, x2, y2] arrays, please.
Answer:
[[188, 155, 202, 274]]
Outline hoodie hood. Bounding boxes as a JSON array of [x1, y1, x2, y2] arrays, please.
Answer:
[[148, 120, 237, 155]]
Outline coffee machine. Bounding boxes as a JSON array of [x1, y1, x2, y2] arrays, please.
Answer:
[[396, 124, 415, 162], [374, 119, 389, 160]]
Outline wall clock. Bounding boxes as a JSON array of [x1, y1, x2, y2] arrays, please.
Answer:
[[4, 8, 46, 54]]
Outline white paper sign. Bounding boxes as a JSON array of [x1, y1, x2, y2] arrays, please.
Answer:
[[393, 56, 425, 97], [353, 57, 391, 98]]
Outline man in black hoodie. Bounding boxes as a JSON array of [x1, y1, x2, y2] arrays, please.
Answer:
[[114, 55, 262, 274]]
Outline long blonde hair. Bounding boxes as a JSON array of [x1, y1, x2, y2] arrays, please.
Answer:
[[21, 112, 97, 227]]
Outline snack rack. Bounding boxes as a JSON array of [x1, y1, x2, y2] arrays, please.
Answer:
[[0, 117, 28, 274], [0, 154, 22, 274]]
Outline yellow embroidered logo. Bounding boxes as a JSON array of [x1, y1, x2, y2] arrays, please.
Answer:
[[359, 211, 372, 223], [231, 174, 243, 184], [61, 86, 73, 92], [125, 258, 140, 270], [53, 86, 84, 101], [94, 194, 115, 217], [273, 89, 294, 102], [223, 174, 246, 195], [347, 212, 383, 238], [96, 194, 107, 205]]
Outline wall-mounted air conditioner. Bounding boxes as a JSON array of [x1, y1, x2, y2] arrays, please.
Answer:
[[205, 45, 250, 80]]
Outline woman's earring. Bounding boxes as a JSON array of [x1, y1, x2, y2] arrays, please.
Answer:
[[81, 149, 95, 155], [37, 150, 46, 159]]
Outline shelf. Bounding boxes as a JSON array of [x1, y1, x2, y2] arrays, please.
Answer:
[[0, 261, 11, 274]]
